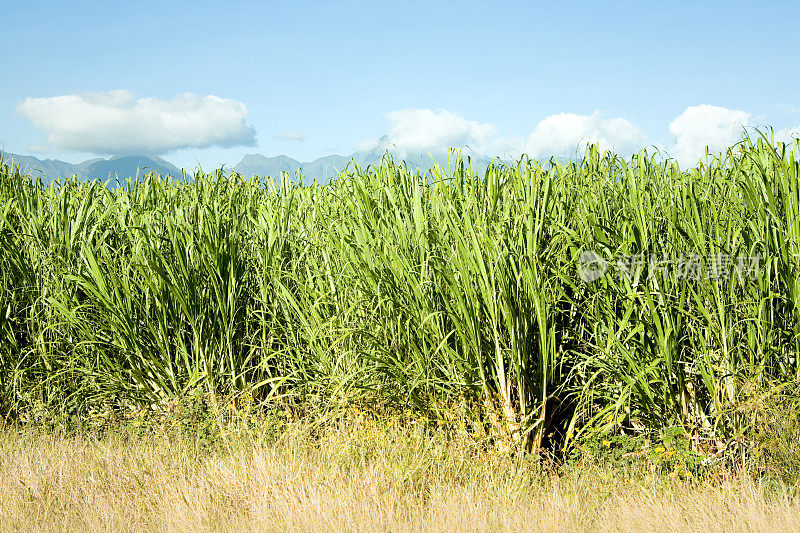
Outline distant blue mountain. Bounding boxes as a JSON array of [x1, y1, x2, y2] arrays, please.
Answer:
[[1, 153, 181, 185], [231, 138, 496, 184], [82, 156, 182, 182], [1, 153, 83, 183], [2, 141, 498, 186]]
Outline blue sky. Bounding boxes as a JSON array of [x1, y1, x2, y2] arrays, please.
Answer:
[[2, 0, 799, 169]]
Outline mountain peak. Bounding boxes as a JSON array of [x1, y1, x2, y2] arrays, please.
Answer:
[[82, 156, 182, 181], [2, 153, 182, 184]]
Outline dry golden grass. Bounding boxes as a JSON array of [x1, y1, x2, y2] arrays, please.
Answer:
[[1, 422, 798, 532]]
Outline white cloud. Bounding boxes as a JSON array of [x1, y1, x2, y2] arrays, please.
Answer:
[[524, 112, 645, 159], [273, 131, 305, 142], [361, 105, 800, 165], [360, 108, 645, 160], [364, 108, 507, 157], [668, 104, 752, 167], [17, 90, 256, 155]]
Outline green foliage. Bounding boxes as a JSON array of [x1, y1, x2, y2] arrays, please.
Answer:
[[570, 421, 708, 481], [2, 137, 800, 460]]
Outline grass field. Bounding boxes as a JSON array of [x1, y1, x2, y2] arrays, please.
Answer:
[[2, 420, 799, 532], [2, 137, 800, 530]]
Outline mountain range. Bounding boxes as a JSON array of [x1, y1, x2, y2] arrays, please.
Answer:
[[1, 153, 183, 184], [1, 139, 495, 186]]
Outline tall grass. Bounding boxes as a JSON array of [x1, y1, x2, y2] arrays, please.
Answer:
[[4, 422, 800, 532], [2, 137, 799, 453]]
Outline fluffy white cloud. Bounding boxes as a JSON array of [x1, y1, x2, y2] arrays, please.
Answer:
[[524, 112, 645, 159], [17, 90, 256, 155], [361, 104, 800, 166], [368, 108, 507, 157], [361, 108, 645, 160], [668, 105, 752, 167]]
